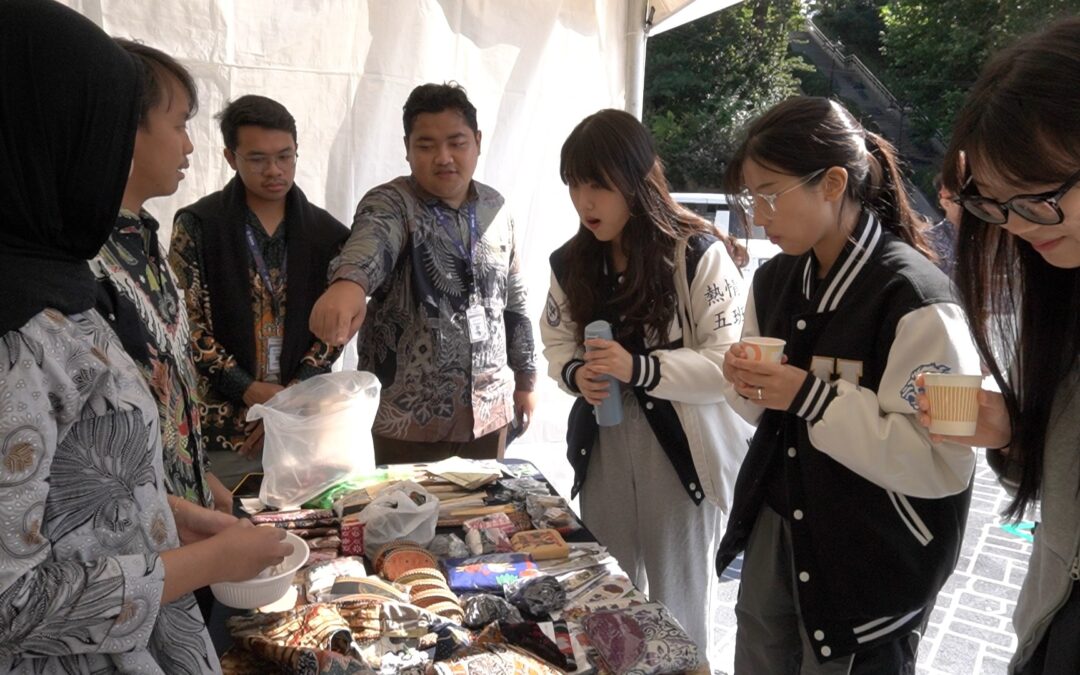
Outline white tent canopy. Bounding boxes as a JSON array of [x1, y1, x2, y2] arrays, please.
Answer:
[[61, 0, 736, 443]]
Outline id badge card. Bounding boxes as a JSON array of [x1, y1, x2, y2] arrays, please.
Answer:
[[466, 304, 488, 343], [266, 336, 283, 377]]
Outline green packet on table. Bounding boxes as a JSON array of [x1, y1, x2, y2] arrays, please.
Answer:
[[301, 469, 413, 510]]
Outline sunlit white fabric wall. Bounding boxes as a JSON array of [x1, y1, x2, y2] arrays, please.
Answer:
[[61, 0, 643, 444]]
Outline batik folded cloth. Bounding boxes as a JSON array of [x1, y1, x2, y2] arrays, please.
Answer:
[[503, 575, 566, 617], [226, 602, 371, 673], [428, 533, 470, 559], [442, 553, 541, 595], [460, 593, 524, 628], [378, 600, 448, 639], [462, 512, 517, 536], [581, 601, 701, 674], [219, 643, 371, 675], [305, 556, 369, 603], [464, 526, 512, 555], [252, 508, 340, 530], [525, 494, 581, 534], [354, 635, 431, 674], [474, 620, 570, 671]]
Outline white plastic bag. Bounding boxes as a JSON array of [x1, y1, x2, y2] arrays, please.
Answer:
[[248, 371, 380, 509], [355, 481, 440, 550]]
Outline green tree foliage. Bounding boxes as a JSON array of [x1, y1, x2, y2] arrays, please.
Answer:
[[812, 0, 887, 66], [879, 0, 1080, 138], [644, 0, 809, 191]]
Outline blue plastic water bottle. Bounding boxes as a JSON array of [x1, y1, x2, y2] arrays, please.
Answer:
[[584, 320, 623, 426]]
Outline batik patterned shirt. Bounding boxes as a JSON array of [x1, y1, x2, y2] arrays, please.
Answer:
[[330, 176, 536, 443], [0, 309, 219, 673], [92, 209, 212, 507], [170, 210, 339, 454]]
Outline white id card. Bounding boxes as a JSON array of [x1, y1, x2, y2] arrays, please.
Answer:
[[266, 336, 283, 376], [466, 304, 488, 343]]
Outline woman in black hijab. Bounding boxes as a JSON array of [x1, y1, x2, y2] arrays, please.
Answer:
[[0, 2, 290, 671]]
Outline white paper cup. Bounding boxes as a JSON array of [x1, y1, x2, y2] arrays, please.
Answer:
[[923, 373, 982, 436], [742, 337, 786, 363]]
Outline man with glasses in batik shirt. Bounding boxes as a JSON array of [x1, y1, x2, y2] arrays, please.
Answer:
[[171, 95, 349, 487]]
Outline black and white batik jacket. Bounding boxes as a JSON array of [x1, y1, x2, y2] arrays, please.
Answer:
[[717, 211, 981, 663], [541, 233, 747, 504]]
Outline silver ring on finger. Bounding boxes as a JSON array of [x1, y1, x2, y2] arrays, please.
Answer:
[[756, 386, 764, 400]]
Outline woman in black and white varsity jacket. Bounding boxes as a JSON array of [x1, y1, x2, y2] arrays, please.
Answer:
[[718, 97, 982, 674], [540, 109, 752, 660]]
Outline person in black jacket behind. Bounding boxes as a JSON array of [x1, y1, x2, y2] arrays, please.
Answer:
[[719, 97, 981, 674]]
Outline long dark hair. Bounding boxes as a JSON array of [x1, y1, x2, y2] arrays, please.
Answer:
[[722, 96, 933, 259], [559, 109, 726, 344], [943, 18, 1080, 520]]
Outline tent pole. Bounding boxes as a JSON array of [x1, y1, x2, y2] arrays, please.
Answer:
[[625, 0, 652, 119]]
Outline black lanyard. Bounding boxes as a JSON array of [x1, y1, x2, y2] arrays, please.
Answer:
[[244, 225, 286, 318]]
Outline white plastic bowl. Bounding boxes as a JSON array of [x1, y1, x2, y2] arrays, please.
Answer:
[[210, 531, 310, 609]]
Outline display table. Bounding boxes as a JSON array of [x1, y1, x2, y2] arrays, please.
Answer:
[[212, 459, 710, 674]]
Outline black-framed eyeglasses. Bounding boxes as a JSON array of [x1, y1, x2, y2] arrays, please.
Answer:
[[954, 168, 1080, 226]]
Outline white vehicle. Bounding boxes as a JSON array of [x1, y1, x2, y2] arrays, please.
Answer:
[[672, 192, 782, 274]]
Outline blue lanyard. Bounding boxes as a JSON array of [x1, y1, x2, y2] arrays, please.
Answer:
[[244, 225, 286, 318], [432, 202, 480, 268]]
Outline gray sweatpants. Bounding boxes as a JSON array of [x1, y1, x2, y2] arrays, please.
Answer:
[[579, 391, 722, 661]]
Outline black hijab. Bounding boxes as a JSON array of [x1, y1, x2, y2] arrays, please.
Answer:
[[0, 0, 140, 335]]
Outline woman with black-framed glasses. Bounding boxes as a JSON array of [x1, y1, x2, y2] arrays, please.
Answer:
[[954, 168, 1080, 228], [916, 17, 1080, 675]]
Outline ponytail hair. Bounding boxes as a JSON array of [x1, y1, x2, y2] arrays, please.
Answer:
[[863, 131, 934, 259], [723, 97, 933, 258]]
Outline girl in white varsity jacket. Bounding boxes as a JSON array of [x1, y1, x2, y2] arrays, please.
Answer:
[[540, 109, 751, 659], [916, 21, 1080, 675], [719, 97, 981, 674]]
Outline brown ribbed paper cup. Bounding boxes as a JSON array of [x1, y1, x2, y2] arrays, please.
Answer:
[[742, 337, 786, 363], [923, 373, 982, 436]]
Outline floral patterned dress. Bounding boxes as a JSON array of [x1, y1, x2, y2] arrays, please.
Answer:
[[0, 309, 219, 673]]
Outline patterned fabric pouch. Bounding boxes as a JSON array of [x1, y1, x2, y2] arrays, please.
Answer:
[[581, 602, 701, 674], [226, 603, 369, 673], [442, 553, 541, 594]]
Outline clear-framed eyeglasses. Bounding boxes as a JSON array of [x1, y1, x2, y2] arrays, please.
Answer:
[[954, 168, 1080, 226], [734, 168, 825, 218], [235, 151, 299, 173]]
